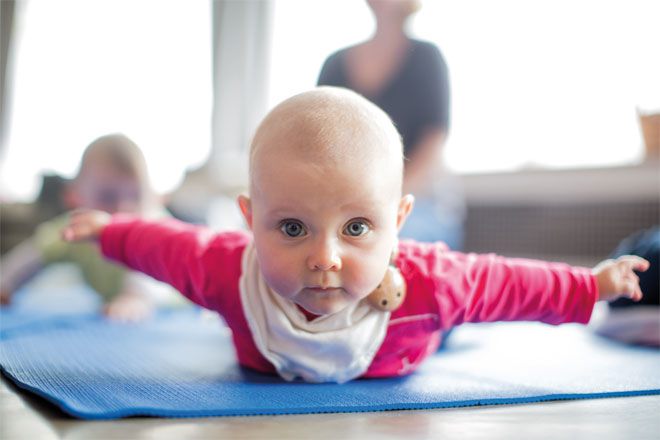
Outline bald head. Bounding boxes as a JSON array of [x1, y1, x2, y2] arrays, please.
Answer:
[[249, 87, 404, 196], [78, 133, 148, 182]]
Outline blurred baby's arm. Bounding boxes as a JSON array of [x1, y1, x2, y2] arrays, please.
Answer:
[[2, 210, 109, 305], [0, 240, 44, 305], [592, 255, 650, 302]]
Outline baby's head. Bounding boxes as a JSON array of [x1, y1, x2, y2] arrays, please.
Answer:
[[67, 134, 156, 214], [239, 87, 414, 315]]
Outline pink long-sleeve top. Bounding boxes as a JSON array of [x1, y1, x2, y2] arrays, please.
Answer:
[[100, 215, 598, 378]]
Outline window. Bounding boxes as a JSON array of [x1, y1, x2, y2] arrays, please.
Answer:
[[268, 0, 660, 174], [2, 0, 212, 201]]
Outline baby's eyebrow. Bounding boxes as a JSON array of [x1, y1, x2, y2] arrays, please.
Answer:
[[263, 208, 302, 219], [338, 202, 381, 217]]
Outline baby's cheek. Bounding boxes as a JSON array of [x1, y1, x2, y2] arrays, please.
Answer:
[[346, 258, 387, 299], [258, 254, 299, 298]]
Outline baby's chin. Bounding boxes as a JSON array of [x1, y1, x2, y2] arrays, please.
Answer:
[[298, 302, 347, 317]]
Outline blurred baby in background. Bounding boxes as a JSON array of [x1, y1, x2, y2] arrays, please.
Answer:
[[0, 134, 178, 322]]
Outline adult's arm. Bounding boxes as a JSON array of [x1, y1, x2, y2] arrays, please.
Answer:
[[402, 128, 446, 195], [403, 42, 450, 193]]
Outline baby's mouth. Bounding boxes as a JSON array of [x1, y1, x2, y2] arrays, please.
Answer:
[[304, 286, 343, 295]]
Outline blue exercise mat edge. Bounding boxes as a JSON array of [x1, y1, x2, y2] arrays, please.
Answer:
[[2, 365, 659, 420]]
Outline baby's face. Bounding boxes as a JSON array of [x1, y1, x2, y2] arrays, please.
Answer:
[[75, 162, 143, 214], [242, 142, 411, 316]]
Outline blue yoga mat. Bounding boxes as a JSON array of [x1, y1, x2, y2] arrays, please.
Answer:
[[1, 308, 659, 419]]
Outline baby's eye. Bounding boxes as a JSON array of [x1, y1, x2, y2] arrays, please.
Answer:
[[344, 220, 370, 237], [280, 220, 306, 238]]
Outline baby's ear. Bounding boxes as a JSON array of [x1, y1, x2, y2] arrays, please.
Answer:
[[396, 194, 414, 232], [237, 195, 253, 229]]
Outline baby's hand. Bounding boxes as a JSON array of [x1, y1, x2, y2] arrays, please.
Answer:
[[104, 291, 154, 323], [592, 255, 650, 302], [62, 209, 111, 242], [0, 288, 11, 306]]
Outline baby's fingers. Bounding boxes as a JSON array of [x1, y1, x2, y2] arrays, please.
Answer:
[[631, 285, 643, 301], [62, 222, 94, 241], [620, 275, 643, 301], [0, 290, 12, 306], [62, 209, 109, 241], [617, 255, 650, 273]]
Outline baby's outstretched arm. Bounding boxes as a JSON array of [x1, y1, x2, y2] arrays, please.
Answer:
[[63, 210, 237, 313], [62, 209, 112, 242], [592, 255, 650, 302], [62, 209, 156, 322]]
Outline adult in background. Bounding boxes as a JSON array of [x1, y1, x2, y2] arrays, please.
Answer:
[[318, 0, 464, 248]]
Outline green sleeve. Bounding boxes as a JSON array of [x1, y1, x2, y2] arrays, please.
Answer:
[[32, 215, 71, 264], [33, 214, 126, 301]]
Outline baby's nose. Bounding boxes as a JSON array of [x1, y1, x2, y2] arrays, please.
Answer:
[[307, 238, 342, 271]]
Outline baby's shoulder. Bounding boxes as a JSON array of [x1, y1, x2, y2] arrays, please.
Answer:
[[208, 229, 253, 252]]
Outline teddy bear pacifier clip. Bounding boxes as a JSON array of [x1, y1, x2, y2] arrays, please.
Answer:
[[365, 251, 406, 312]]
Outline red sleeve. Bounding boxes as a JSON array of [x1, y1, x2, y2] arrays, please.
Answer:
[[99, 214, 250, 312], [397, 241, 599, 330]]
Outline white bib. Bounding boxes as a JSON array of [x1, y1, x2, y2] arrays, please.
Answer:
[[239, 242, 389, 383]]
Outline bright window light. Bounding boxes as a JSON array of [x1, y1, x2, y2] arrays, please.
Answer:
[[268, 0, 660, 174], [2, 0, 212, 201], [268, 0, 373, 109]]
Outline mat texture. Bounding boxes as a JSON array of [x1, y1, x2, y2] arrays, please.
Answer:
[[1, 308, 659, 419]]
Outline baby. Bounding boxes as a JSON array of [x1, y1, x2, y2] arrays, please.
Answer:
[[1, 134, 173, 322], [62, 88, 648, 382]]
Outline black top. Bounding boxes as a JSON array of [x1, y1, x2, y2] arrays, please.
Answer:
[[317, 39, 450, 157]]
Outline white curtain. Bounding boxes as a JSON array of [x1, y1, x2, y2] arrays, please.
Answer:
[[210, 0, 273, 193], [1, 0, 212, 201], [0, 0, 16, 155], [165, 0, 274, 223]]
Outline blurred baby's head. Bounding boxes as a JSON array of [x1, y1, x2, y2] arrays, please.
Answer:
[[239, 87, 413, 315], [68, 134, 156, 214]]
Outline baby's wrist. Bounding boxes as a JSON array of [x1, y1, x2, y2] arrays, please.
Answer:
[[594, 272, 612, 302]]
